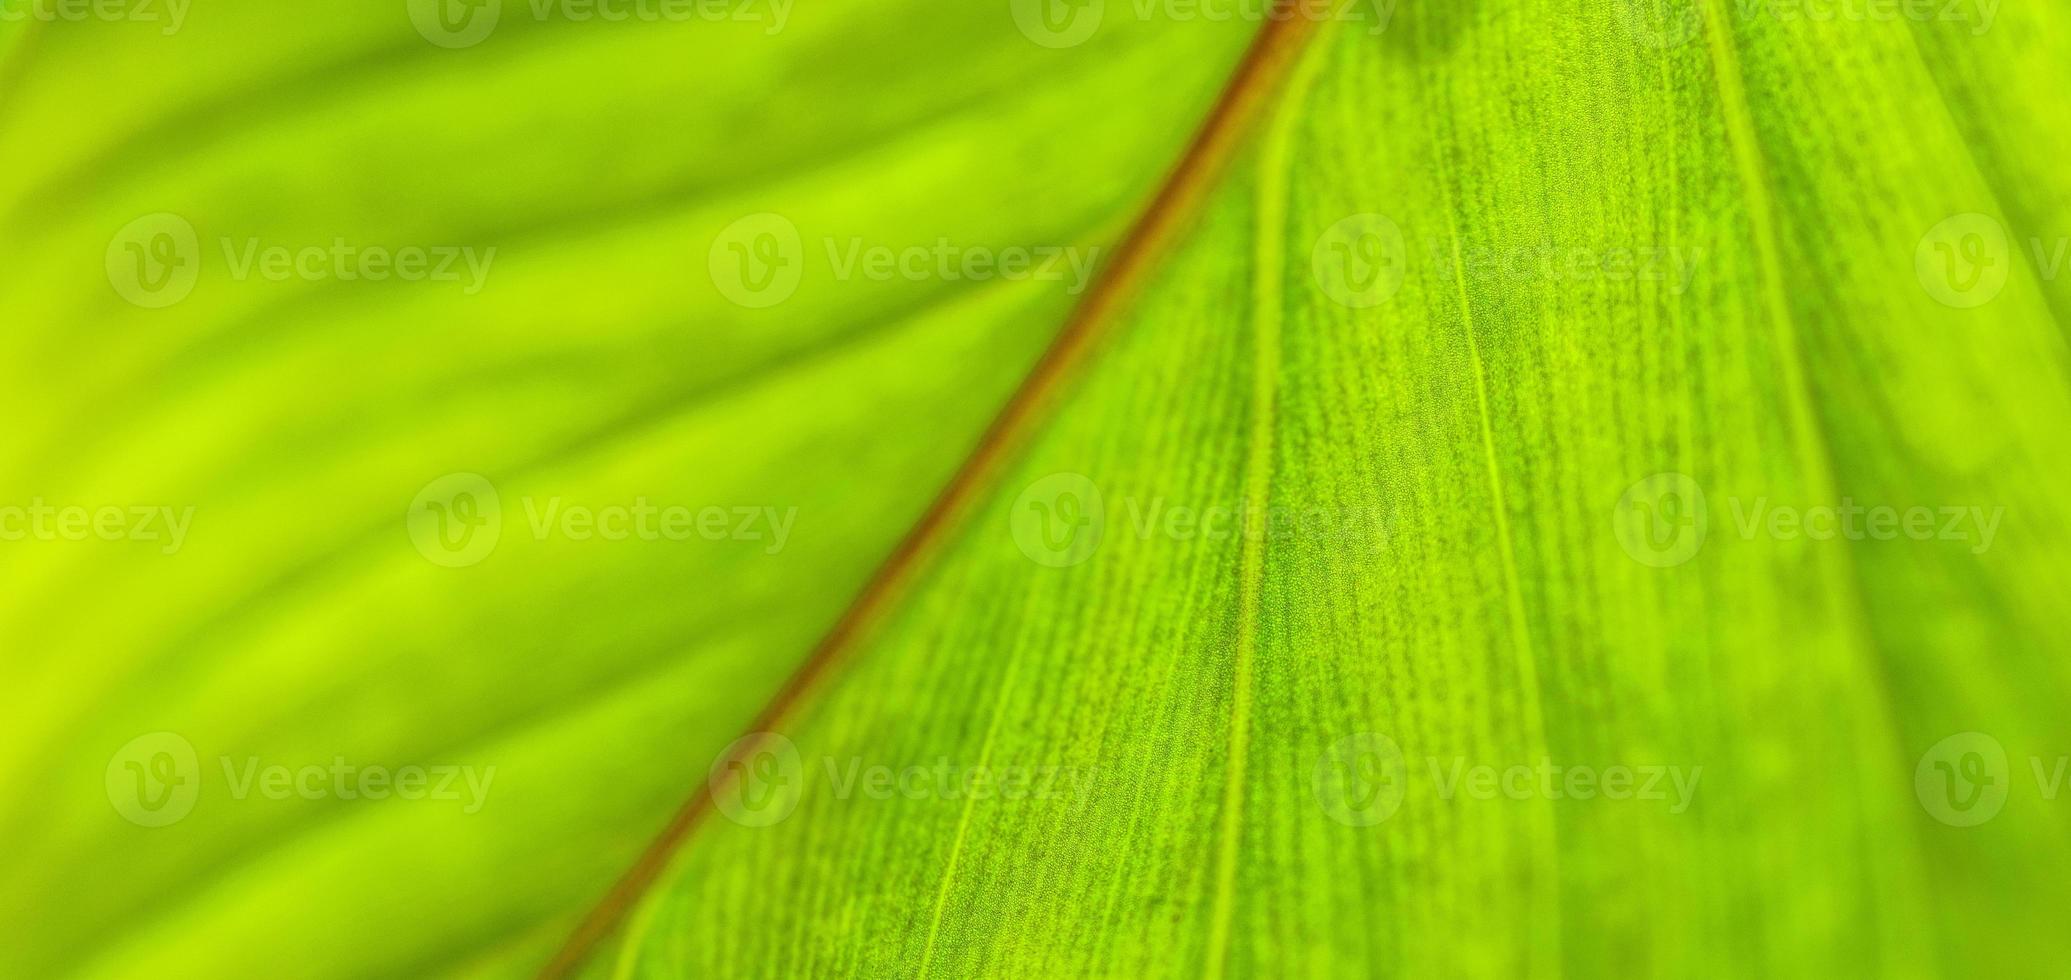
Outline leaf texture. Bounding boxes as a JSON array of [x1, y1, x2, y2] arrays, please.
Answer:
[[0, 6, 1255, 977], [588, 3, 2071, 977]]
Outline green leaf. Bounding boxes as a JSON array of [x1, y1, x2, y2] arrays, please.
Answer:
[[0, 6, 1254, 977], [579, 4, 2071, 978], [10, 0, 2071, 978]]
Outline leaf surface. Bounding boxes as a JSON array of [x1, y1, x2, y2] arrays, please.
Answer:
[[588, 4, 2071, 977], [0, 6, 1255, 977]]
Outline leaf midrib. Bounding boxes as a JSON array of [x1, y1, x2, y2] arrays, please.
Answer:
[[536, 6, 1334, 977]]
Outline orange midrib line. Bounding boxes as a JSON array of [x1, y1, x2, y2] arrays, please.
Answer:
[[538, 9, 1326, 977]]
